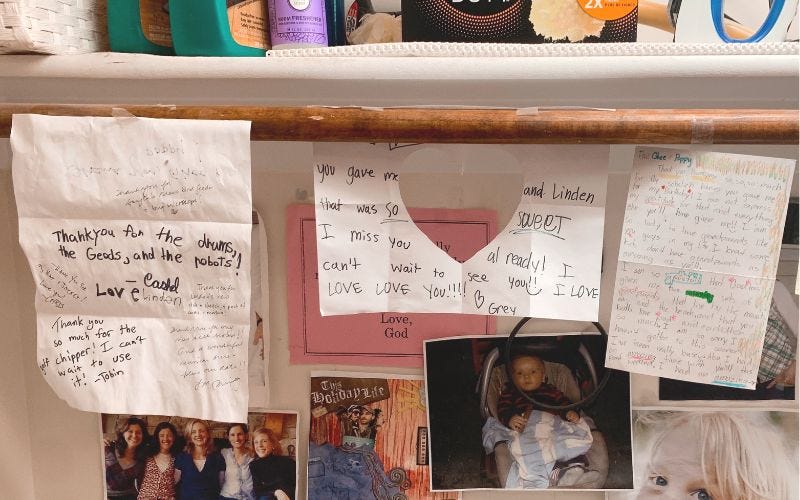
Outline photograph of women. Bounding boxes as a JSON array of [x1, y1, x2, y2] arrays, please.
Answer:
[[101, 411, 298, 500]]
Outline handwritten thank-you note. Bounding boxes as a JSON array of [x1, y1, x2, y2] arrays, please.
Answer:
[[12, 115, 252, 421], [607, 148, 795, 388], [314, 143, 608, 319]]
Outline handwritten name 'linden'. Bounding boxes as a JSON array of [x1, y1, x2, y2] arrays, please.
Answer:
[[523, 182, 596, 204]]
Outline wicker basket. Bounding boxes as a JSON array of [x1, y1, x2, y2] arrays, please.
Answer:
[[0, 0, 108, 54]]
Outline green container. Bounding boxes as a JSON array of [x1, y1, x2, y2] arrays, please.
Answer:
[[107, 0, 175, 55], [169, 0, 269, 56]]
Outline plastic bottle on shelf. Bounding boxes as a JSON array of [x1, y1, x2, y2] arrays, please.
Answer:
[[268, 0, 329, 49], [326, 0, 346, 46], [168, 0, 270, 56], [107, 0, 175, 55]]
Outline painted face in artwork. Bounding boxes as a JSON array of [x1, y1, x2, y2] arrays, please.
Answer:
[[359, 409, 375, 425]]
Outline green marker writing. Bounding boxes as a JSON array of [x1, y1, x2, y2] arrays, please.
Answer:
[[685, 290, 714, 304]]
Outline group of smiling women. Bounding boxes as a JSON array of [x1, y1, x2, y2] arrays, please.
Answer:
[[105, 417, 296, 500]]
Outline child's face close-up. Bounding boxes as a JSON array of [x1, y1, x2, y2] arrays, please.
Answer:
[[637, 425, 717, 500], [511, 356, 544, 393]]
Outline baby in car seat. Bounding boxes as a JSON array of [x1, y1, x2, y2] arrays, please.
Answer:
[[497, 353, 596, 487], [498, 354, 580, 430]]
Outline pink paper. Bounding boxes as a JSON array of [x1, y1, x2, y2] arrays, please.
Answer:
[[288, 204, 496, 367]]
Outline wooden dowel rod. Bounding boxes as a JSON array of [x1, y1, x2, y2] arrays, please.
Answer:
[[0, 104, 797, 144]]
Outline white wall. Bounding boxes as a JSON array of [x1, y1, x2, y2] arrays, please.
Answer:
[[0, 170, 35, 500]]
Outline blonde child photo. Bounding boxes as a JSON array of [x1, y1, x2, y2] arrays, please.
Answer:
[[632, 411, 798, 500]]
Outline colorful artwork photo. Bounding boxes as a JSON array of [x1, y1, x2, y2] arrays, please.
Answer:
[[308, 372, 457, 500], [424, 334, 633, 491], [101, 411, 298, 500]]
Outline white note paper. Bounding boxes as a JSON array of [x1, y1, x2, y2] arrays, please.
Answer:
[[12, 115, 252, 421], [314, 143, 608, 319], [606, 148, 795, 388]]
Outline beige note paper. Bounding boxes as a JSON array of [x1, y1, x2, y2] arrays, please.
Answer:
[[314, 143, 608, 320], [12, 115, 252, 421], [606, 148, 795, 388]]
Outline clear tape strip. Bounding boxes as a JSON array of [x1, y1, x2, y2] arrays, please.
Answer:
[[516, 106, 617, 115], [691, 118, 715, 144], [110, 107, 136, 118]]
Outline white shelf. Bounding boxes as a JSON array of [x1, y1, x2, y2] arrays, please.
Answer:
[[1, 45, 798, 108], [1, 46, 798, 80]]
